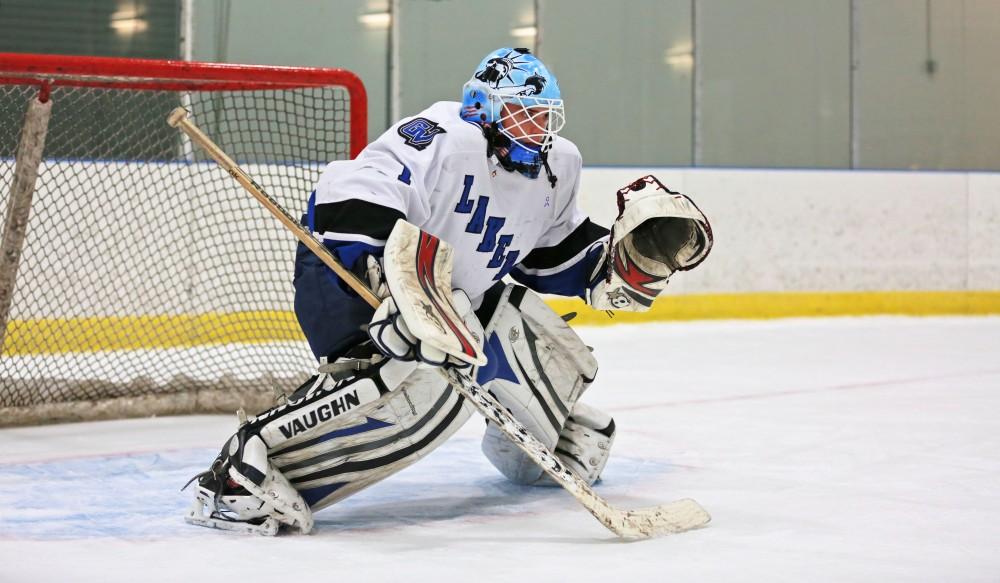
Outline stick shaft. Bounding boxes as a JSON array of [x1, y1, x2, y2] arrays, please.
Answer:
[[167, 107, 380, 309]]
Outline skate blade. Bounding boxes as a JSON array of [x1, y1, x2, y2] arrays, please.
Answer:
[[184, 500, 280, 536], [184, 512, 279, 536]]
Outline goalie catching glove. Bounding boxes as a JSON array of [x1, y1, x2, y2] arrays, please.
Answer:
[[588, 175, 713, 311]]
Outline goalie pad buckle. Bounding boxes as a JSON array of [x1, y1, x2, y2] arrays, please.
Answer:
[[543, 402, 616, 486], [588, 175, 713, 311]]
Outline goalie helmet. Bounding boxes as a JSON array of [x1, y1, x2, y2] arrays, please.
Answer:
[[460, 48, 565, 183]]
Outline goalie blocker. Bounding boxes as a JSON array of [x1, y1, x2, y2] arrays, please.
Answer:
[[185, 221, 617, 534]]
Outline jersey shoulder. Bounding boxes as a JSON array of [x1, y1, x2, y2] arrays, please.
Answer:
[[391, 101, 486, 156], [547, 135, 582, 166], [544, 136, 583, 186]]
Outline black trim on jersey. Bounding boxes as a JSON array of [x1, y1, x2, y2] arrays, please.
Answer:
[[289, 390, 466, 485], [313, 199, 405, 240], [519, 219, 609, 271]]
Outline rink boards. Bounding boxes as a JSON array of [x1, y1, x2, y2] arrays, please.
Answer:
[[4, 164, 1000, 354]]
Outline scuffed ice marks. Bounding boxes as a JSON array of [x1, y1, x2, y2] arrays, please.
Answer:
[[0, 449, 212, 539], [0, 438, 672, 540]]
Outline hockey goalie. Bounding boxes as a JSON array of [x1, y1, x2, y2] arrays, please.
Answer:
[[184, 47, 713, 535]]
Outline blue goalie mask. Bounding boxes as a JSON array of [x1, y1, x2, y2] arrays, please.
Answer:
[[460, 48, 565, 182]]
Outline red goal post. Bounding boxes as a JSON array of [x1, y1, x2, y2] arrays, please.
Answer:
[[0, 53, 368, 426]]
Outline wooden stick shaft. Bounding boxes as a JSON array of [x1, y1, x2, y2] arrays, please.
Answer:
[[166, 107, 381, 309]]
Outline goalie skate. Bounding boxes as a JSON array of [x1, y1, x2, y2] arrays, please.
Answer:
[[183, 417, 314, 535], [185, 484, 280, 536], [184, 458, 283, 535]]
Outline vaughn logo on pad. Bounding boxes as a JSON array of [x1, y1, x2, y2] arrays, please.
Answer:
[[278, 389, 362, 439], [261, 379, 385, 444]]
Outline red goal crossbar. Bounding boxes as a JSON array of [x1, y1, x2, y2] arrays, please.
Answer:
[[0, 52, 368, 158]]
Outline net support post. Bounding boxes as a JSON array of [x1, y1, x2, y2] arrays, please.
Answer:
[[0, 89, 52, 350]]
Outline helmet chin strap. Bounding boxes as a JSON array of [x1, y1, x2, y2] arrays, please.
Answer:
[[481, 123, 558, 189], [541, 152, 557, 189]]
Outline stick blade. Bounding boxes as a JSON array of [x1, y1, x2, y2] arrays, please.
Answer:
[[609, 498, 711, 539]]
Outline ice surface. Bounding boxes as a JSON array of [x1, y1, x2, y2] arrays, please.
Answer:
[[1, 317, 998, 582]]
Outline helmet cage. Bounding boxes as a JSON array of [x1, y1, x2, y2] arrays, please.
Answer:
[[463, 79, 565, 153], [495, 94, 566, 153]]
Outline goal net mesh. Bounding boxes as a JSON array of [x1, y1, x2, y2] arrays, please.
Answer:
[[0, 56, 364, 425]]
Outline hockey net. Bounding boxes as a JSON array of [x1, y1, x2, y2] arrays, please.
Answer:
[[0, 53, 367, 426]]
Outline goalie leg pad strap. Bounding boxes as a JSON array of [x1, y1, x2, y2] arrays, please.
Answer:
[[483, 400, 616, 487], [226, 433, 314, 533], [477, 284, 600, 485], [534, 401, 616, 486]]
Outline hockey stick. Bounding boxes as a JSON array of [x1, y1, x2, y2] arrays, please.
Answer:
[[167, 107, 710, 539]]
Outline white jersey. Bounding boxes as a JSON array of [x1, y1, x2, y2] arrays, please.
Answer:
[[309, 101, 607, 303]]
